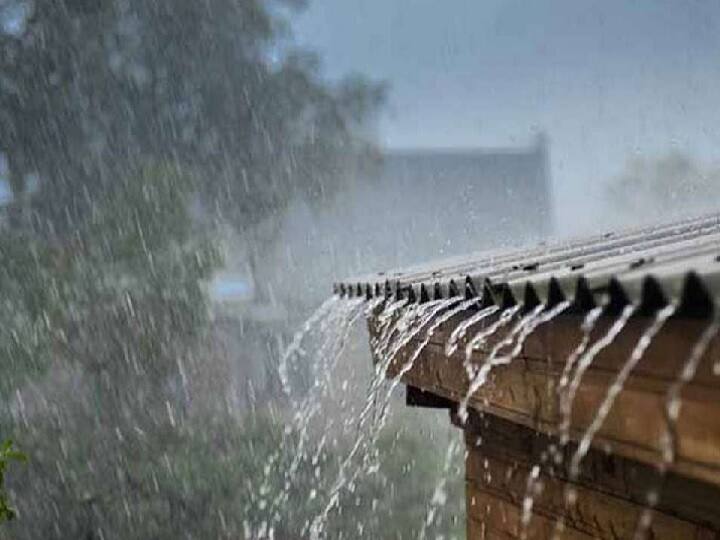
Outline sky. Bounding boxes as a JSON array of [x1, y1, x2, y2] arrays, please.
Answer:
[[293, 0, 720, 233]]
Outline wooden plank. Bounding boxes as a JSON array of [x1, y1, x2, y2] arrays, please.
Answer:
[[372, 310, 720, 486], [463, 414, 719, 539], [460, 413, 720, 530], [466, 453, 711, 538], [467, 485, 594, 540]]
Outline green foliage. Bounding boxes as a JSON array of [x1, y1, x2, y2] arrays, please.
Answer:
[[5, 401, 461, 539], [0, 162, 222, 538], [0, 1, 397, 538], [0, 439, 26, 522], [0, 0, 385, 232], [0, 153, 462, 537], [0, 163, 220, 397]]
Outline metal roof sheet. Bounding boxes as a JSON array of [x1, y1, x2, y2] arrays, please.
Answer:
[[335, 213, 720, 318]]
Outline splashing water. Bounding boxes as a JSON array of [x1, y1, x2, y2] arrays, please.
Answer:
[[444, 305, 500, 357], [278, 296, 340, 396], [559, 304, 636, 446], [307, 297, 452, 538], [456, 304, 524, 424], [418, 436, 461, 540], [520, 464, 542, 540], [255, 296, 367, 534], [494, 300, 572, 365], [569, 304, 676, 479], [557, 306, 604, 400]]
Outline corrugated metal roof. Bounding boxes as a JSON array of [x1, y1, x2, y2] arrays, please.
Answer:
[[334, 213, 720, 318]]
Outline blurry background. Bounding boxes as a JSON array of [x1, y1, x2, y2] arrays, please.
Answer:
[[296, 0, 720, 234], [0, 0, 719, 538]]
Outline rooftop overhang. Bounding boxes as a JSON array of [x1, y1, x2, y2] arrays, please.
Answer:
[[336, 212, 720, 488], [335, 213, 720, 315]]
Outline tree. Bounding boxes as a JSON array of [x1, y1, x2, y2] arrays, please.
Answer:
[[607, 152, 720, 223], [0, 0, 385, 232], [0, 1, 387, 537], [0, 440, 25, 522], [0, 164, 222, 537]]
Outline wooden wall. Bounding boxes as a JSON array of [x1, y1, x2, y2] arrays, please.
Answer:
[[461, 412, 719, 539], [369, 305, 720, 538], [377, 311, 720, 486]]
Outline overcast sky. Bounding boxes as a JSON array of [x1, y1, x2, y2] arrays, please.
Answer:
[[294, 0, 720, 232]]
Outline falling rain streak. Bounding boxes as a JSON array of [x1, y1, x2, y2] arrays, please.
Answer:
[[569, 303, 676, 480], [634, 317, 720, 538], [559, 304, 637, 446]]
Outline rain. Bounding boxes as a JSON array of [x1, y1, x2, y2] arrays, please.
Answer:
[[1, 1, 720, 539]]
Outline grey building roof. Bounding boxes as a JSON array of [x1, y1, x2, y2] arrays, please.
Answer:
[[335, 212, 720, 318]]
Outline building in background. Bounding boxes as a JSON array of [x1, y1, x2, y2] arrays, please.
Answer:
[[373, 132, 553, 256], [203, 134, 554, 410], [268, 133, 554, 305]]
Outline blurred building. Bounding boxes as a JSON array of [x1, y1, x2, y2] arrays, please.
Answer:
[[372, 132, 553, 255], [269, 134, 554, 305], [214, 134, 554, 408]]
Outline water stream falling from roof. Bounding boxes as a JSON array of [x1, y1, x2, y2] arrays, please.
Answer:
[[307, 295, 461, 539], [277, 296, 340, 396], [634, 317, 720, 538], [444, 305, 500, 357], [254, 296, 366, 536], [463, 305, 522, 369], [371, 296, 463, 434], [418, 436, 461, 540], [456, 304, 524, 423], [495, 300, 572, 365], [520, 464, 543, 540], [568, 303, 676, 480], [279, 273, 718, 539], [456, 300, 574, 424], [553, 303, 667, 539], [519, 304, 619, 537], [559, 304, 637, 446], [557, 306, 604, 399]]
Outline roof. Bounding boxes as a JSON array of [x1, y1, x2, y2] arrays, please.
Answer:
[[335, 212, 720, 318]]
